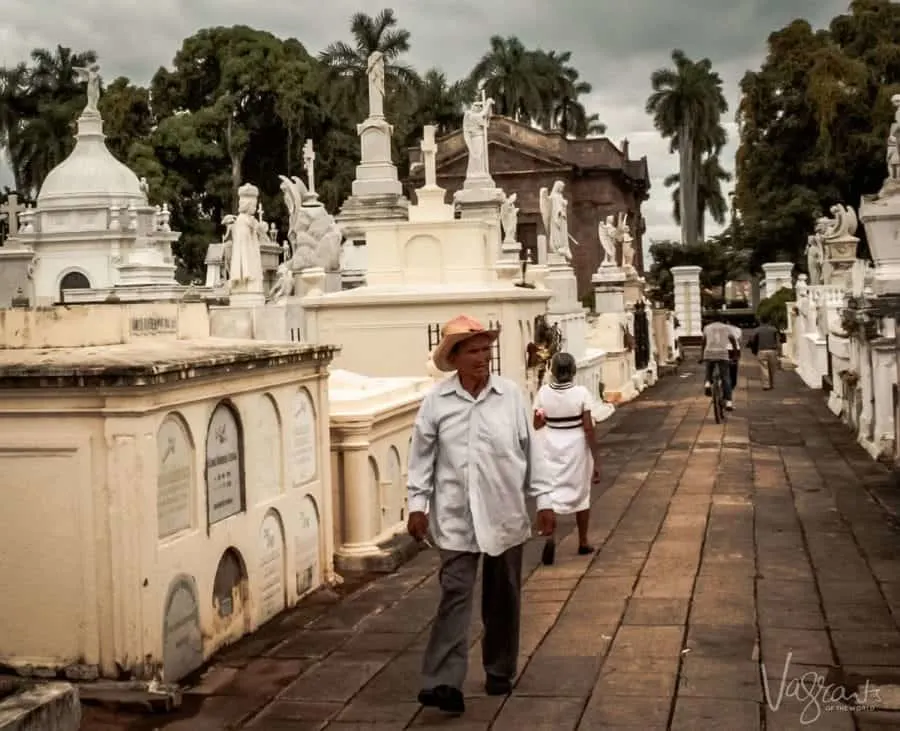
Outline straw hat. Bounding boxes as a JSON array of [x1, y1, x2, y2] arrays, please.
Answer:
[[431, 315, 500, 372]]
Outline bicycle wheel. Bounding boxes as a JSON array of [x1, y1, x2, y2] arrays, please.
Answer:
[[712, 377, 724, 424]]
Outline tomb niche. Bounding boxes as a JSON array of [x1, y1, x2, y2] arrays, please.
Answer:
[[294, 495, 320, 597], [205, 401, 245, 525], [156, 412, 195, 540], [257, 509, 287, 624], [210, 547, 249, 650], [291, 388, 317, 487], [161, 574, 203, 682], [253, 393, 283, 504]]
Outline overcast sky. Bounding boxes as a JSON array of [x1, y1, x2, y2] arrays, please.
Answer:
[[1, 0, 849, 247]]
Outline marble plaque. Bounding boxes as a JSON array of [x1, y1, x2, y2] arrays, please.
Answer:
[[157, 415, 194, 539], [294, 495, 320, 597], [131, 314, 177, 336], [291, 389, 316, 486], [205, 403, 244, 525], [254, 395, 281, 503], [162, 576, 203, 682], [257, 512, 286, 624]]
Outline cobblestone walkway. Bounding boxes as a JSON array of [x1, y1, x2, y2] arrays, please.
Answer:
[[83, 357, 900, 730]]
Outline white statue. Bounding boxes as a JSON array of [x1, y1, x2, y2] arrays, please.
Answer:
[[267, 262, 295, 302], [463, 94, 494, 180], [302, 139, 317, 195], [822, 203, 858, 240], [500, 193, 518, 243], [279, 174, 343, 273], [618, 213, 635, 270], [367, 51, 385, 118], [227, 183, 265, 291], [598, 214, 618, 266], [74, 64, 101, 112], [805, 228, 825, 286], [887, 94, 900, 181], [139, 177, 150, 199], [539, 181, 573, 261]]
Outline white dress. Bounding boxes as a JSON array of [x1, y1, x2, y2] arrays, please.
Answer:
[[533, 382, 594, 514]]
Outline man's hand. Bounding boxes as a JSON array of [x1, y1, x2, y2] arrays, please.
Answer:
[[535, 509, 555, 537], [407, 511, 429, 541]]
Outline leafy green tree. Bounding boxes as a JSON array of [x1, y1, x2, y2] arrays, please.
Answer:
[[646, 49, 728, 247], [98, 76, 153, 162]]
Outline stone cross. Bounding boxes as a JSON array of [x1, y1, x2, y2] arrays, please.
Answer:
[[422, 126, 437, 188], [302, 139, 316, 195], [0, 194, 25, 238]]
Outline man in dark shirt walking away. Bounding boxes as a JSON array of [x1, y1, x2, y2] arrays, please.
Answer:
[[749, 321, 781, 390]]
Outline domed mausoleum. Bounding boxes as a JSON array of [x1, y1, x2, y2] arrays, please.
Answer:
[[11, 71, 183, 305]]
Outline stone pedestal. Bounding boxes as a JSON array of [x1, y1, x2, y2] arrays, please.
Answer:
[[623, 271, 644, 307], [409, 186, 453, 223], [229, 290, 265, 308], [823, 235, 858, 291], [761, 262, 793, 297], [592, 264, 626, 314], [453, 186, 506, 222], [352, 116, 402, 199], [300, 266, 327, 296], [671, 265, 702, 338], [860, 190, 900, 295], [546, 254, 579, 313]]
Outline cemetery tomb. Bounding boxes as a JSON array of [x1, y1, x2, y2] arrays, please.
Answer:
[[0, 301, 336, 683]]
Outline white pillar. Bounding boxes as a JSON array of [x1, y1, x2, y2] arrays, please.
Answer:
[[671, 265, 702, 337], [761, 262, 794, 298]]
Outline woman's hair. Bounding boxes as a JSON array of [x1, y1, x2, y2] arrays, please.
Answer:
[[550, 352, 576, 384]]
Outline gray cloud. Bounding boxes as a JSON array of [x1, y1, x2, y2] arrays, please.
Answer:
[[0, 0, 851, 241]]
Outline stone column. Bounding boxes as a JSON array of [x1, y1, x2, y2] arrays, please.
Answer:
[[671, 265, 702, 337], [592, 265, 626, 314], [333, 420, 377, 557], [761, 262, 794, 298]]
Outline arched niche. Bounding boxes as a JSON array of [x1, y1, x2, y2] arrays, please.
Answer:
[[205, 401, 245, 526], [57, 269, 91, 303], [404, 235, 441, 282], [210, 548, 250, 649], [294, 495, 320, 597], [254, 394, 282, 503], [161, 574, 203, 683], [291, 388, 317, 487], [157, 412, 195, 539], [384, 447, 403, 529], [257, 509, 287, 624]]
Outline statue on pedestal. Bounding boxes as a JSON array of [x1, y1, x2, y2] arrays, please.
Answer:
[[598, 215, 618, 267], [74, 63, 101, 113], [500, 193, 518, 243], [226, 184, 265, 291], [887, 94, 900, 183], [805, 226, 825, 286], [279, 174, 343, 273], [539, 181, 573, 261], [367, 52, 385, 118], [615, 213, 635, 270], [463, 93, 494, 181], [822, 203, 858, 240]]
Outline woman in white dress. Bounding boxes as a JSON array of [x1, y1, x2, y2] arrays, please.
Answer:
[[533, 352, 600, 565]]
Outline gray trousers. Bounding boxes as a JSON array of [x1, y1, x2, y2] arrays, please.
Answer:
[[422, 543, 523, 690]]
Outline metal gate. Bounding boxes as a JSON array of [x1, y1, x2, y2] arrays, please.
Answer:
[[633, 301, 651, 370], [427, 321, 502, 375]]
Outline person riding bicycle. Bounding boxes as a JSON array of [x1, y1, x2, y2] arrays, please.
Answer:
[[701, 312, 740, 412]]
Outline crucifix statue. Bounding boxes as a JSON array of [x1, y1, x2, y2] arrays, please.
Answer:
[[0, 194, 26, 241], [421, 125, 437, 188], [302, 138, 316, 195]]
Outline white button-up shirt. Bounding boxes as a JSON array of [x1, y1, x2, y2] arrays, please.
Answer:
[[407, 374, 552, 556]]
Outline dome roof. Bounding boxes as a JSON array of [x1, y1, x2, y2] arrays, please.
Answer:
[[37, 108, 145, 210]]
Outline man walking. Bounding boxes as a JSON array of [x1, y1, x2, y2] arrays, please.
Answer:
[[749, 320, 781, 390], [407, 314, 555, 715], [728, 322, 743, 392]]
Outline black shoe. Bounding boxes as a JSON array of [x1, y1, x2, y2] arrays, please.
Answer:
[[485, 674, 512, 696], [577, 544, 595, 556], [417, 685, 465, 713], [541, 539, 556, 566]]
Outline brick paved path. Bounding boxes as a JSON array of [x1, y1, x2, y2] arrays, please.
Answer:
[[83, 358, 900, 730]]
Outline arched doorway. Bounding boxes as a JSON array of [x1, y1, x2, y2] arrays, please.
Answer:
[[58, 271, 90, 302]]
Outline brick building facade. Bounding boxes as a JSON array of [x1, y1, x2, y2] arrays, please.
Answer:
[[405, 116, 651, 299]]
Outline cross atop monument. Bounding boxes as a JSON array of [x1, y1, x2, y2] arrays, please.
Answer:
[[302, 139, 316, 195], [0, 194, 26, 240], [422, 125, 438, 188]]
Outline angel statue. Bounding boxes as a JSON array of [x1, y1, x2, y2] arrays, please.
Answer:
[[463, 94, 494, 180], [618, 213, 636, 270], [500, 193, 518, 243], [74, 64, 101, 112], [267, 262, 295, 303], [598, 214, 618, 266], [887, 94, 900, 182], [539, 181, 573, 261]]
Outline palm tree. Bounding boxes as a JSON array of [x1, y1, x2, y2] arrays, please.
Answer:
[[468, 36, 546, 121], [664, 154, 732, 240], [646, 49, 728, 247], [320, 9, 420, 117], [0, 63, 32, 192], [407, 69, 468, 136], [535, 50, 606, 137]]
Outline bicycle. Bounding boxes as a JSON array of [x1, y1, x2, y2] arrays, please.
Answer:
[[710, 360, 727, 424]]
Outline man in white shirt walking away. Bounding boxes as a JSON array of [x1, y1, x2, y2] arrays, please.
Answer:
[[407, 314, 555, 715], [701, 312, 740, 411]]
